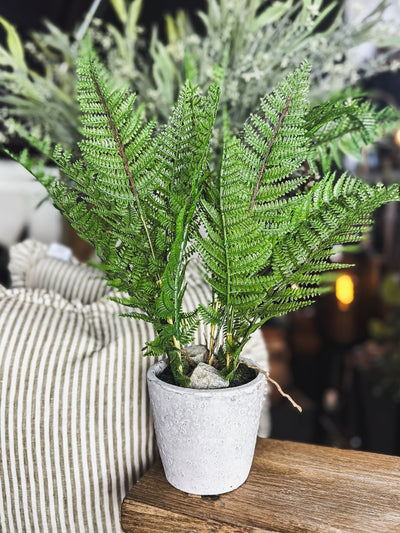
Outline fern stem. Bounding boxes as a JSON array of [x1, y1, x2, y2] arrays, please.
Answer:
[[208, 299, 219, 365], [167, 210, 195, 375], [90, 66, 158, 266], [173, 337, 183, 373], [226, 332, 232, 369], [249, 94, 292, 213], [167, 317, 183, 372], [221, 186, 232, 367], [140, 213, 157, 263]]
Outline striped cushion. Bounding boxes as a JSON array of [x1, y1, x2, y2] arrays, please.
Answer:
[[0, 286, 156, 533], [10, 239, 110, 304], [1, 243, 269, 532]]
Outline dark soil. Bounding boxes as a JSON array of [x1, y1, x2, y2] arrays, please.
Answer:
[[158, 362, 258, 388], [229, 363, 258, 387], [158, 365, 177, 385]]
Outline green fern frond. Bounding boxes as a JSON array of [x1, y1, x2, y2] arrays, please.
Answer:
[[243, 62, 311, 212], [306, 95, 400, 173], [197, 64, 399, 374], [257, 174, 399, 320]]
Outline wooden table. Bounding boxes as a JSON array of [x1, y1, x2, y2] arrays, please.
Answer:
[[121, 438, 400, 532]]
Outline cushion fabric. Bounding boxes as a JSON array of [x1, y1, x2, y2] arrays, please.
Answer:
[[0, 285, 155, 533], [10, 240, 110, 304]]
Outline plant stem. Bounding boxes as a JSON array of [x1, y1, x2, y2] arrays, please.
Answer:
[[74, 0, 102, 41], [249, 94, 292, 213], [167, 317, 183, 373], [226, 332, 232, 369], [219, 150, 232, 369], [208, 299, 219, 365]]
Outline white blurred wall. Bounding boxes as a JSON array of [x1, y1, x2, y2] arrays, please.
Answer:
[[0, 160, 62, 247], [346, 0, 400, 64]]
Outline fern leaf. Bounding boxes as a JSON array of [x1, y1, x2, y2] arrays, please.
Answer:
[[306, 94, 400, 174]]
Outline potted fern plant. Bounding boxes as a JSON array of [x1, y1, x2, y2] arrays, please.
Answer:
[[8, 56, 399, 495]]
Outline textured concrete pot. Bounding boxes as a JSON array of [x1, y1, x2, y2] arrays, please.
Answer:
[[147, 358, 266, 495]]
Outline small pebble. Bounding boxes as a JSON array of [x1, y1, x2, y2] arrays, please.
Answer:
[[190, 362, 229, 389], [185, 344, 208, 364]]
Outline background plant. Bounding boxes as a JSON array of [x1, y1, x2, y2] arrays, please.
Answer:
[[142, 0, 400, 125], [0, 16, 80, 146], [8, 57, 399, 387], [1, 0, 399, 156]]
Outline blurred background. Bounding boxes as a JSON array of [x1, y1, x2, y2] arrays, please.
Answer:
[[1, 0, 400, 454]]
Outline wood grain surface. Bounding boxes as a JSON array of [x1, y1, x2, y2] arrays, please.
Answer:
[[121, 438, 400, 533]]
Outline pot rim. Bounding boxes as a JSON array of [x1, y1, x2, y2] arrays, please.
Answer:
[[147, 357, 265, 395]]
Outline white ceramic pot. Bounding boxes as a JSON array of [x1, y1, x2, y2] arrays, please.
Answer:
[[147, 358, 266, 495]]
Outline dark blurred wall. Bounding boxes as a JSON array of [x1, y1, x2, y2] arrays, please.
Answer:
[[0, 0, 205, 38], [0, 0, 93, 35]]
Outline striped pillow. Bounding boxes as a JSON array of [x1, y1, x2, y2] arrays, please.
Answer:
[[0, 285, 156, 533], [10, 239, 110, 304]]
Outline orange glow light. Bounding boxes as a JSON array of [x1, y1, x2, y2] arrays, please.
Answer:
[[394, 129, 400, 147], [335, 274, 354, 311]]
